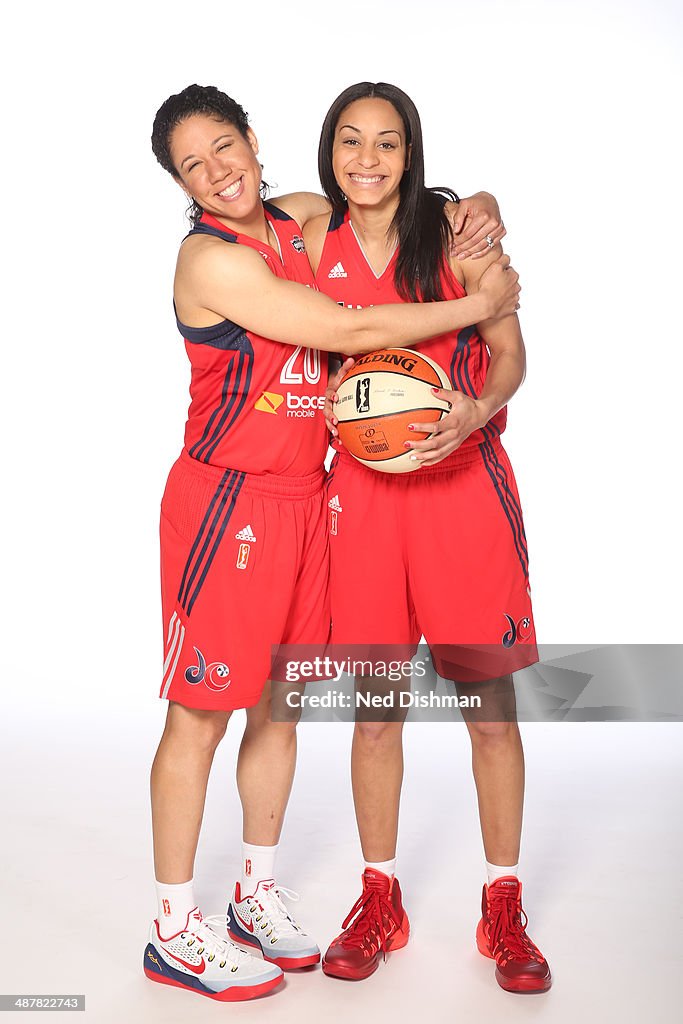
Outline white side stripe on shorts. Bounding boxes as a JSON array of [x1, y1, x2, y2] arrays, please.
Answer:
[[162, 613, 186, 698]]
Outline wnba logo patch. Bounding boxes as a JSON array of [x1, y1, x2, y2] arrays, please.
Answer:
[[236, 543, 251, 569], [328, 494, 343, 536], [185, 647, 231, 691]]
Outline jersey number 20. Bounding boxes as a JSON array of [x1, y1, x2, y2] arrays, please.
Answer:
[[280, 346, 321, 385]]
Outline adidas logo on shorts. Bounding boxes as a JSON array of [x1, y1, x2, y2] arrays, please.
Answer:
[[328, 495, 343, 512], [235, 524, 257, 542], [327, 261, 348, 279]]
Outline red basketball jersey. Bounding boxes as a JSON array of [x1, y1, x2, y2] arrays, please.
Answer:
[[316, 209, 507, 458], [177, 202, 328, 476]]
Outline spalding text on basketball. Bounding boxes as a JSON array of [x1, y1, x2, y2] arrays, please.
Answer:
[[355, 353, 418, 373]]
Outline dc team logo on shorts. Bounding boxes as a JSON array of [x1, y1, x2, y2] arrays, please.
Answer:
[[184, 646, 231, 692], [291, 235, 306, 253], [356, 378, 371, 413], [502, 614, 533, 648]]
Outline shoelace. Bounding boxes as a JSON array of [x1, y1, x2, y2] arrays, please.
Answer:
[[487, 894, 542, 963], [340, 886, 402, 956], [182, 915, 254, 970], [247, 885, 304, 941]]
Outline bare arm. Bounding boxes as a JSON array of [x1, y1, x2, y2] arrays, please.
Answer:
[[267, 192, 331, 228], [174, 237, 515, 356], [407, 245, 525, 466]]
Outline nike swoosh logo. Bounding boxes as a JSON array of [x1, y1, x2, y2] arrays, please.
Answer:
[[166, 950, 206, 975], [233, 909, 254, 933]]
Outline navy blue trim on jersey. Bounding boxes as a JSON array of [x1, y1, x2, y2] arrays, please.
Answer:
[[144, 943, 216, 995], [175, 300, 253, 351], [180, 320, 252, 351], [328, 208, 346, 232], [189, 349, 255, 463], [263, 200, 292, 221], [177, 468, 246, 617], [449, 326, 478, 398], [479, 441, 529, 580], [186, 222, 239, 243], [325, 451, 340, 489]]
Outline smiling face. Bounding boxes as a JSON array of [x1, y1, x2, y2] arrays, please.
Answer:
[[332, 97, 409, 211], [169, 113, 263, 224]]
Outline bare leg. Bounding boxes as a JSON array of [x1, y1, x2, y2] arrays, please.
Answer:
[[460, 676, 524, 864], [151, 701, 231, 883], [236, 681, 298, 845], [351, 719, 405, 861]]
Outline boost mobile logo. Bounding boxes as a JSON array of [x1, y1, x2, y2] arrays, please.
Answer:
[[356, 378, 371, 413], [254, 391, 284, 414]]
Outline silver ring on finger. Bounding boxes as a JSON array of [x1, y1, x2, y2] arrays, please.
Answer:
[[485, 234, 495, 249]]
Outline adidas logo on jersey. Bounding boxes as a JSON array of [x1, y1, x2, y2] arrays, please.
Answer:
[[328, 494, 343, 512], [235, 525, 257, 542], [328, 261, 348, 279]]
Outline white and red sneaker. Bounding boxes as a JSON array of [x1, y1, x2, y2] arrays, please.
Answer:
[[144, 906, 283, 1001], [228, 880, 320, 969]]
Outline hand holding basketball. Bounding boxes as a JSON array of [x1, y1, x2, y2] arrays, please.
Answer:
[[477, 255, 521, 319], [325, 357, 355, 442], [406, 390, 486, 467]]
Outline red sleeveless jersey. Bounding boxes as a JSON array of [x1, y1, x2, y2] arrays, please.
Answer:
[[176, 202, 328, 476], [315, 209, 507, 457]]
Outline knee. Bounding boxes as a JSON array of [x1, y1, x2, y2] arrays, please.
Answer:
[[166, 703, 230, 753], [245, 701, 299, 738], [354, 721, 403, 745], [467, 719, 518, 747]]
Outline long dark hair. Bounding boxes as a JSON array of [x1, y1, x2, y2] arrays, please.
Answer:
[[151, 84, 268, 225], [318, 82, 457, 302]]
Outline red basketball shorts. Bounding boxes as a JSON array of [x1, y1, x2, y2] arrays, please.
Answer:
[[326, 440, 537, 682], [159, 450, 330, 710]]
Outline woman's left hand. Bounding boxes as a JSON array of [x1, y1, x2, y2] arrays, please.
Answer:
[[404, 388, 487, 466], [445, 192, 506, 260]]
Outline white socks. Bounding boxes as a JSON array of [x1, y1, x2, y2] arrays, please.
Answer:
[[241, 842, 279, 895], [155, 878, 196, 938], [486, 860, 519, 885], [365, 858, 397, 878]]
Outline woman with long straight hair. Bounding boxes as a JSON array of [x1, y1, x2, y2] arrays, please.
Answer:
[[145, 83, 519, 1003], [306, 81, 550, 993]]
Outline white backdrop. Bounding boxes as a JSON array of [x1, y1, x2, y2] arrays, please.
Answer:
[[1, 3, 682, 1021], [1, 0, 681, 697]]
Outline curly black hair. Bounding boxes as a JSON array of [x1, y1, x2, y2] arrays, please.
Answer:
[[151, 84, 265, 224]]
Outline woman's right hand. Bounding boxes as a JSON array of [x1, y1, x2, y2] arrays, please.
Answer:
[[477, 254, 521, 319], [325, 357, 355, 445]]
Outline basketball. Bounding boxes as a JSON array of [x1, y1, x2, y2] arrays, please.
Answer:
[[334, 349, 452, 473]]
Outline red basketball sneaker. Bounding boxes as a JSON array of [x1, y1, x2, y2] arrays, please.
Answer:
[[322, 869, 410, 980], [476, 877, 551, 993]]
